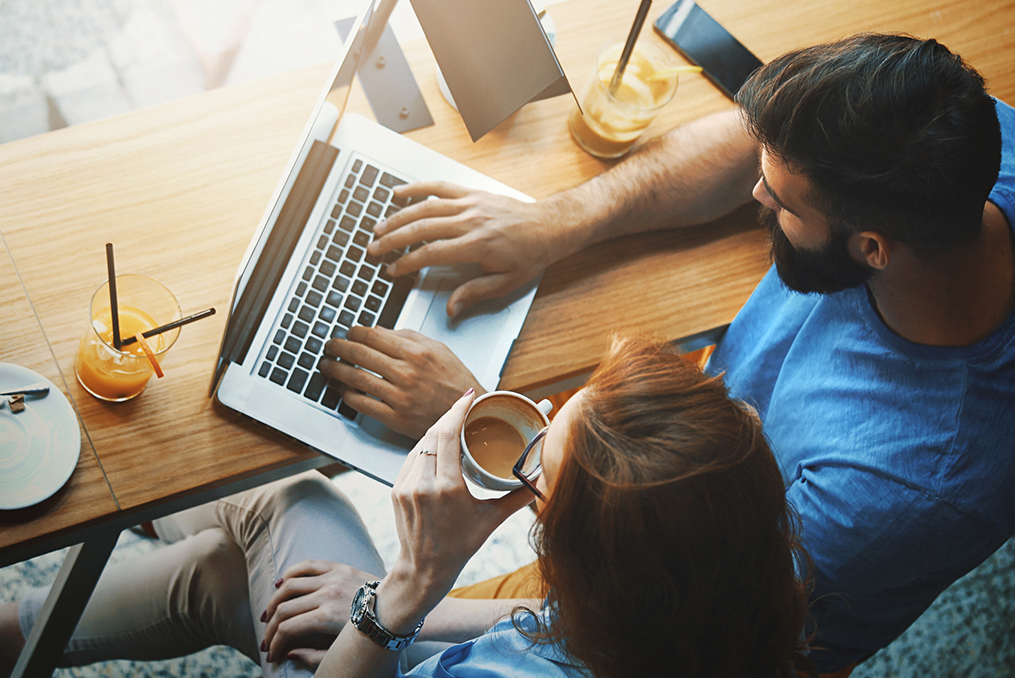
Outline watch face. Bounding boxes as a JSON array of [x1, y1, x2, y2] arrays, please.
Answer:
[[350, 585, 370, 625], [349, 580, 421, 652]]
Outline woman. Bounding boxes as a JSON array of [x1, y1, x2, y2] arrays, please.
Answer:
[[2, 338, 813, 678]]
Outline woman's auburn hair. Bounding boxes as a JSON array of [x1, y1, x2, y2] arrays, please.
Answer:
[[517, 337, 814, 678]]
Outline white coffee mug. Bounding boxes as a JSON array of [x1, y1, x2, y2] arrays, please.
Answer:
[[460, 391, 553, 492]]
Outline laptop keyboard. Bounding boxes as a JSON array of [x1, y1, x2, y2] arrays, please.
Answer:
[[256, 156, 422, 420]]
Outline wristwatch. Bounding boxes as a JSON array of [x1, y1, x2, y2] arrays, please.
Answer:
[[350, 580, 424, 651]]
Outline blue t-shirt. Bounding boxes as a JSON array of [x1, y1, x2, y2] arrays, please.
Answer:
[[707, 99, 1015, 671]]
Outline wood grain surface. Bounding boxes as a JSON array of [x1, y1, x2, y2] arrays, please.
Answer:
[[0, 240, 118, 557], [1, 0, 1012, 531]]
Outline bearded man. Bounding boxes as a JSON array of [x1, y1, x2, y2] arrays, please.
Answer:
[[292, 34, 1014, 675]]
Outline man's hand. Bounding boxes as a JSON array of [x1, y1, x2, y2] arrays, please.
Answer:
[[368, 181, 572, 318], [262, 560, 380, 667], [321, 326, 483, 439]]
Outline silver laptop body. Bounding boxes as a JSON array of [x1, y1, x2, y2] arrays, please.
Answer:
[[213, 0, 539, 485]]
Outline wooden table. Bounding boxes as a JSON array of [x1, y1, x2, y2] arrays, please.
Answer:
[[2, 0, 1013, 675]]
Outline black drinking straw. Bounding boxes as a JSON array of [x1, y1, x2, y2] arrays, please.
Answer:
[[105, 243, 122, 350], [120, 308, 217, 346], [609, 0, 653, 95]]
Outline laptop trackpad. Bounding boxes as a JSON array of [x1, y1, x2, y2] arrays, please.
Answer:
[[418, 276, 510, 380]]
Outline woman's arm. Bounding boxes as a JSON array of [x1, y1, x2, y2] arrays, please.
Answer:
[[420, 597, 540, 644], [261, 561, 534, 667], [311, 390, 536, 678]]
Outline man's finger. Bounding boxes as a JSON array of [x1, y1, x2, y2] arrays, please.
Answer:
[[370, 211, 469, 258], [376, 197, 467, 235], [338, 389, 400, 427], [324, 337, 400, 375], [342, 325, 414, 359], [446, 272, 520, 318], [384, 238, 484, 278], [320, 359, 395, 402], [395, 180, 472, 199], [378, 181, 472, 232]]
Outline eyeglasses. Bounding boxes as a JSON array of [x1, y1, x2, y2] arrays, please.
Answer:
[[512, 426, 548, 501]]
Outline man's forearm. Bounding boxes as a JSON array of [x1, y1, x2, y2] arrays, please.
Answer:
[[544, 108, 760, 259]]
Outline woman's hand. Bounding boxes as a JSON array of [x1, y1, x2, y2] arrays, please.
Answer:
[[262, 560, 380, 667], [370, 389, 536, 634]]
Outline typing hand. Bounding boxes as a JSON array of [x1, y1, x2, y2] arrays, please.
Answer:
[[320, 326, 483, 439], [371, 390, 535, 634], [367, 181, 563, 318], [262, 560, 380, 667]]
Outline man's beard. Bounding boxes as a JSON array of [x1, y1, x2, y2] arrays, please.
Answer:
[[761, 207, 874, 294]]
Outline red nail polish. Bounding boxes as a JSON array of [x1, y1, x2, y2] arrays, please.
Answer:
[[260, 610, 267, 623], [274, 578, 284, 588], [464, 387, 474, 397], [260, 639, 266, 653]]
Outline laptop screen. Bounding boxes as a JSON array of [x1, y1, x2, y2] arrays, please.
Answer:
[[212, 0, 390, 392]]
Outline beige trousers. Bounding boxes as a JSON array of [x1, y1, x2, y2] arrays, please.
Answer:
[[19, 472, 386, 678]]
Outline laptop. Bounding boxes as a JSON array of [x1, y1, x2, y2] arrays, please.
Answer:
[[212, 0, 539, 485]]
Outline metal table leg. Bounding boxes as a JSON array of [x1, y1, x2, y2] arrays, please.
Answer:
[[12, 529, 120, 678]]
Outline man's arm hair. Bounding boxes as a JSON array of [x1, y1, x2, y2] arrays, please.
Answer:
[[547, 108, 762, 258]]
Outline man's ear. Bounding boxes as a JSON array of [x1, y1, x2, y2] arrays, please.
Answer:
[[853, 231, 892, 270]]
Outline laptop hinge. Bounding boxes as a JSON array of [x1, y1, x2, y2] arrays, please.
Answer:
[[334, 17, 434, 133], [218, 140, 340, 376]]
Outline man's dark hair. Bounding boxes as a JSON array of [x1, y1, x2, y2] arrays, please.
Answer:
[[737, 33, 1002, 256]]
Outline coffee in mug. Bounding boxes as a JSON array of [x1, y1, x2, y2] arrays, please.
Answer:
[[460, 391, 553, 492], [464, 417, 527, 479]]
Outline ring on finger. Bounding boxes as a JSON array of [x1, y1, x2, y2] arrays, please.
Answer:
[[418, 448, 437, 456]]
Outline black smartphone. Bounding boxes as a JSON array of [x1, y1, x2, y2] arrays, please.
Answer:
[[653, 0, 763, 100]]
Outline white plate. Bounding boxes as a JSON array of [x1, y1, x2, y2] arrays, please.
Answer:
[[0, 363, 81, 510]]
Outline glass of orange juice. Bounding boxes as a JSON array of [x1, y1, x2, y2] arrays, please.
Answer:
[[75, 275, 181, 402], [569, 41, 680, 159]]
